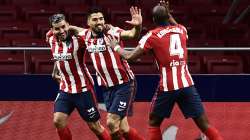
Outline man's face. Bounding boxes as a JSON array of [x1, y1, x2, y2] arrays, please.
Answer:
[[52, 20, 69, 41], [87, 12, 105, 34]]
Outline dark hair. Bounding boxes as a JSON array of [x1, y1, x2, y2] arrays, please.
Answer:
[[87, 6, 105, 19], [49, 14, 66, 28], [152, 5, 169, 25]]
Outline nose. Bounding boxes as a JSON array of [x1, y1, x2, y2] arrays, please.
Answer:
[[59, 28, 64, 33], [97, 19, 103, 24]]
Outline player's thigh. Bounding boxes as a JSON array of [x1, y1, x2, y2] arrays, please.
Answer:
[[75, 91, 100, 122], [150, 90, 176, 119], [102, 86, 113, 112], [177, 86, 205, 119], [54, 91, 75, 116], [108, 82, 134, 118]]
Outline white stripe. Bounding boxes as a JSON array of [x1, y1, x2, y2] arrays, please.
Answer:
[[54, 42, 68, 92], [162, 67, 168, 91], [54, 92, 60, 102], [185, 65, 194, 85], [107, 46, 123, 84], [49, 37, 54, 49], [99, 53, 114, 86], [90, 53, 107, 86], [62, 42, 77, 93], [139, 32, 152, 49], [97, 73, 102, 86], [124, 60, 134, 79], [84, 63, 94, 85], [181, 65, 189, 87], [72, 37, 87, 92], [172, 67, 179, 90]]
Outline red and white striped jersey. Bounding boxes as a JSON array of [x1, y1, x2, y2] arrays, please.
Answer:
[[139, 24, 194, 92], [79, 27, 134, 87], [48, 35, 94, 94]]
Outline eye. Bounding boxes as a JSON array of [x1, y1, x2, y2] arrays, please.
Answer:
[[92, 18, 98, 22], [61, 25, 65, 29]]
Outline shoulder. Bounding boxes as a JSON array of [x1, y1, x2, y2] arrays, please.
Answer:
[[176, 24, 187, 32], [48, 36, 56, 45], [139, 31, 154, 46], [107, 26, 123, 35], [78, 28, 89, 36]]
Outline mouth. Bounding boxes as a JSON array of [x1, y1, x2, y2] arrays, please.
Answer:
[[96, 25, 103, 29]]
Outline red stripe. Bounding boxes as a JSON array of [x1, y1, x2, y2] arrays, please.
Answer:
[[185, 65, 193, 86], [59, 61, 72, 93], [104, 51, 119, 84], [69, 41, 82, 93], [113, 51, 130, 82], [176, 66, 184, 88], [166, 66, 174, 91], [94, 54, 108, 85]]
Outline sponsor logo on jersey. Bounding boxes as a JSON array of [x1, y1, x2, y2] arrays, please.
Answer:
[[87, 45, 106, 53], [53, 53, 72, 61], [170, 60, 186, 67]]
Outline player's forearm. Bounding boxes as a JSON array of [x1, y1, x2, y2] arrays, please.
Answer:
[[168, 13, 178, 25], [113, 46, 133, 61], [121, 25, 142, 40]]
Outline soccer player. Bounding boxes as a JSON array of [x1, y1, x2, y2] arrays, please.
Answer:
[[48, 13, 111, 140], [70, 6, 144, 140], [107, 1, 224, 140]]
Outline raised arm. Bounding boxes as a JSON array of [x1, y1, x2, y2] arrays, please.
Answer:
[[114, 45, 144, 62], [105, 36, 144, 62], [120, 6, 142, 40], [159, 0, 178, 25]]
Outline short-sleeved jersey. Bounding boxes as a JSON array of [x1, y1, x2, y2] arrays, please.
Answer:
[[79, 27, 134, 87], [48, 35, 94, 94], [139, 24, 194, 92]]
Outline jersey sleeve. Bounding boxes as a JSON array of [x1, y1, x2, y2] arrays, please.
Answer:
[[178, 24, 188, 39], [138, 32, 153, 53], [107, 26, 124, 42], [77, 29, 88, 48]]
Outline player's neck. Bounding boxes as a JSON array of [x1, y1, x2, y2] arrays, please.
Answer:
[[158, 21, 170, 26], [91, 30, 103, 38]]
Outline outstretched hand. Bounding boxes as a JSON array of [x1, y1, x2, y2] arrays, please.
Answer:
[[104, 35, 120, 50], [159, 0, 170, 14], [125, 6, 142, 26]]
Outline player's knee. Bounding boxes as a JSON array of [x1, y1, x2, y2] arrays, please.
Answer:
[[53, 117, 67, 128], [119, 118, 130, 133], [88, 121, 104, 134], [106, 118, 120, 132]]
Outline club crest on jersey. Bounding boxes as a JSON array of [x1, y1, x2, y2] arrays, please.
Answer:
[[87, 45, 106, 53], [53, 53, 72, 61]]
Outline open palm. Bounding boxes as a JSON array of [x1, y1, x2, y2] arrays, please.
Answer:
[[125, 6, 142, 26]]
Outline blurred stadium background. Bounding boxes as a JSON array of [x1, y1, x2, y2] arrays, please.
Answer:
[[0, 0, 250, 139]]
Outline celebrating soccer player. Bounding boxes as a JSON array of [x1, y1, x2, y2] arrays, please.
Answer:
[[107, 1, 223, 140], [48, 13, 111, 140]]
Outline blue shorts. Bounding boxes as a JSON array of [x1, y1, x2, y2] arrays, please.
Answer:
[[54, 90, 100, 122], [102, 80, 136, 118], [150, 86, 204, 119]]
